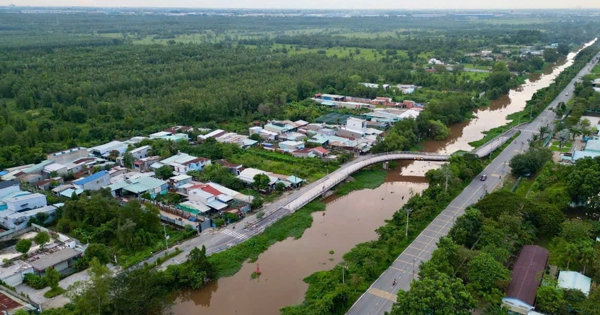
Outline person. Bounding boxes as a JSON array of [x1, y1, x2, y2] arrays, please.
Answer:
[[393, 278, 397, 286]]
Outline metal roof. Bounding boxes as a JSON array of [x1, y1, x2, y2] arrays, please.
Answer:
[[558, 271, 592, 296], [505, 245, 549, 306], [73, 170, 109, 186], [30, 248, 82, 271]]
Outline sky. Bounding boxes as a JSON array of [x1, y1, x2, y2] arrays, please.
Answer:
[[2, 0, 599, 10]]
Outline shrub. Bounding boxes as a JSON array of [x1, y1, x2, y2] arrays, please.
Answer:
[[24, 273, 46, 289]]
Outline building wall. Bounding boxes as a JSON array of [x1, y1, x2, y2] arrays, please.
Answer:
[[338, 129, 364, 139], [6, 194, 47, 211], [79, 174, 111, 191], [47, 148, 88, 165], [131, 147, 151, 160]]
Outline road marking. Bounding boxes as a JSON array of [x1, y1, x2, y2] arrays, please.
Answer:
[[413, 239, 429, 246], [396, 259, 413, 265], [221, 229, 250, 241], [366, 287, 397, 302], [389, 266, 404, 272]]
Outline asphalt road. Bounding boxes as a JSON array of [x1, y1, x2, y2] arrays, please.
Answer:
[[345, 52, 600, 315]]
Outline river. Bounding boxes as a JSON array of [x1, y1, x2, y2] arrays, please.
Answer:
[[169, 39, 596, 315]]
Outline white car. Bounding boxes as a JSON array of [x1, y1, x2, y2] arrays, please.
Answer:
[[566, 93, 569, 96]]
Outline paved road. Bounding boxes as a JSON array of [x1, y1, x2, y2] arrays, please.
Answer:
[[346, 52, 600, 315], [140, 152, 450, 269]]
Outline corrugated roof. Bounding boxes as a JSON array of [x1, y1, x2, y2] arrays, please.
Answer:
[[73, 170, 109, 186], [505, 245, 549, 306], [558, 271, 592, 296], [30, 248, 82, 271]]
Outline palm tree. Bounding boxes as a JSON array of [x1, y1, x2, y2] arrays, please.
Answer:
[[539, 125, 550, 142]]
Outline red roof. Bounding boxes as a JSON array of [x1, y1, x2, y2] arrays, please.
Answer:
[[311, 147, 329, 154], [506, 245, 549, 306], [73, 157, 96, 165], [201, 185, 222, 196]]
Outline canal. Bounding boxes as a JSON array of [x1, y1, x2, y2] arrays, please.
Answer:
[[169, 39, 596, 315]]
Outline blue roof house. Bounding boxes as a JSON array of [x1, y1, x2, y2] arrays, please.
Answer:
[[73, 170, 111, 191]]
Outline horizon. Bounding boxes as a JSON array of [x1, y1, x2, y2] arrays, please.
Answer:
[[1, 0, 599, 11]]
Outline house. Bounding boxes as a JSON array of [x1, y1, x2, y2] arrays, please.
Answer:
[[186, 189, 228, 212], [557, 271, 592, 296], [125, 136, 147, 145], [108, 166, 128, 178], [294, 120, 310, 128], [35, 177, 64, 191], [280, 132, 306, 141], [30, 248, 82, 276], [198, 129, 227, 143], [149, 131, 173, 139], [428, 58, 444, 65], [160, 153, 211, 174], [89, 141, 128, 158], [0, 180, 21, 200], [502, 245, 550, 315], [215, 160, 243, 175], [264, 121, 296, 135], [43, 163, 68, 177], [249, 126, 263, 135], [310, 147, 329, 158], [47, 147, 88, 165], [399, 109, 421, 120], [129, 145, 152, 160], [65, 157, 98, 175], [73, 170, 111, 191], [111, 176, 168, 199], [571, 139, 600, 161], [237, 168, 280, 190], [133, 156, 160, 172], [0, 205, 58, 230], [291, 148, 316, 158], [170, 174, 192, 188], [259, 129, 278, 140], [3, 193, 47, 212], [314, 93, 346, 102], [279, 141, 305, 151]]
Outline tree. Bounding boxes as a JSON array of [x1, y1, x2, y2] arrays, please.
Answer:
[[155, 165, 173, 180], [393, 270, 476, 315], [15, 239, 32, 255], [543, 48, 559, 63], [122, 152, 135, 168], [45, 267, 60, 290], [251, 197, 264, 209], [275, 182, 286, 193], [253, 173, 270, 191], [84, 243, 111, 265], [509, 147, 553, 177], [536, 284, 564, 314], [68, 257, 113, 315], [466, 252, 510, 305], [34, 231, 50, 249], [110, 267, 173, 315]]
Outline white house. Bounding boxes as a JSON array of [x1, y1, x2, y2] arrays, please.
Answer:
[[89, 141, 128, 158], [278, 141, 305, 151], [129, 145, 152, 160], [73, 170, 111, 191], [160, 153, 211, 174], [4, 193, 48, 212], [346, 117, 367, 132], [0, 205, 57, 230], [558, 271, 592, 296], [428, 58, 444, 65], [237, 168, 280, 189]]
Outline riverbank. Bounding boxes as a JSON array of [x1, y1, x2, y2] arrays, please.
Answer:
[[281, 133, 520, 315], [207, 165, 388, 278]]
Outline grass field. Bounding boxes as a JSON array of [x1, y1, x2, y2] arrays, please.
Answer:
[[272, 44, 388, 61], [550, 140, 573, 152]]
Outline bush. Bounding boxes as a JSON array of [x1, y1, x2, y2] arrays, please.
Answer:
[[24, 273, 46, 289], [43, 287, 65, 298]]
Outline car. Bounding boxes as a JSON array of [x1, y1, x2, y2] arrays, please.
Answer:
[[480, 175, 487, 181], [566, 92, 569, 96]]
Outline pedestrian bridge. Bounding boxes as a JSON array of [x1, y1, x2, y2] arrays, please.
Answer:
[[283, 152, 449, 212]]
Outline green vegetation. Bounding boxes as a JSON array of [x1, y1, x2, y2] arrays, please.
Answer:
[[44, 287, 66, 299], [15, 239, 32, 255], [509, 146, 554, 177], [392, 154, 600, 314], [335, 168, 388, 196], [281, 154, 485, 315], [550, 140, 573, 152], [209, 201, 325, 277]]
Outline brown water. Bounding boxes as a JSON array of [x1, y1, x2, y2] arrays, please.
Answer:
[[170, 38, 597, 315], [422, 41, 595, 154], [171, 164, 428, 315]]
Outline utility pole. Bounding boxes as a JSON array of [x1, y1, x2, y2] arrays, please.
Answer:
[[412, 258, 416, 281], [163, 224, 169, 251], [405, 208, 412, 239]]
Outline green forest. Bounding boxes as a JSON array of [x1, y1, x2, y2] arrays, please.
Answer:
[[2, 10, 600, 315]]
